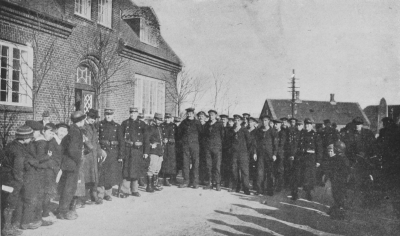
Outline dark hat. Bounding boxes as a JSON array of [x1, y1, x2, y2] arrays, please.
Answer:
[[87, 109, 100, 119], [228, 118, 234, 122], [44, 122, 56, 131], [174, 117, 181, 122], [304, 118, 314, 124], [104, 108, 114, 115], [197, 111, 206, 116], [273, 119, 283, 124], [382, 117, 394, 123], [280, 117, 288, 121], [154, 113, 163, 120], [185, 107, 195, 112], [165, 113, 172, 118], [289, 117, 298, 122], [233, 114, 243, 120], [327, 144, 334, 150], [242, 113, 250, 117], [296, 120, 304, 125], [42, 111, 50, 117], [323, 119, 331, 124], [208, 109, 218, 115], [249, 117, 258, 123], [219, 114, 228, 119], [71, 111, 86, 123], [25, 120, 44, 131], [138, 113, 144, 119], [15, 125, 33, 139], [56, 123, 70, 130], [260, 115, 271, 120], [352, 117, 364, 125], [129, 107, 138, 113]]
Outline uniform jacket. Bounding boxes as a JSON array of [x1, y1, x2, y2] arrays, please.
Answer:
[[161, 122, 177, 174], [321, 126, 340, 150], [228, 125, 251, 154], [121, 118, 147, 158], [179, 118, 203, 145], [61, 123, 84, 172], [298, 129, 323, 163], [2, 140, 27, 188], [145, 121, 164, 156], [377, 124, 400, 163], [345, 128, 376, 159], [254, 126, 277, 158], [285, 127, 300, 157], [275, 129, 286, 159], [204, 120, 225, 149], [82, 122, 101, 183]]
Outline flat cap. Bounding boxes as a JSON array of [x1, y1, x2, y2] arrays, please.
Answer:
[[219, 114, 228, 119], [352, 117, 364, 125], [185, 107, 195, 112], [104, 108, 114, 115], [296, 120, 304, 125], [233, 114, 243, 119], [242, 113, 250, 117], [56, 123, 70, 130], [87, 109, 100, 119], [138, 113, 144, 119], [174, 117, 181, 122], [165, 113, 172, 118], [197, 111, 206, 116], [154, 113, 163, 120], [42, 111, 50, 117], [130, 107, 138, 113], [280, 117, 288, 121], [273, 119, 282, 124], [208, 110, 218, 115], [15, 125, 33, 139], [289, 117, 298, 122], [25, 120, 44, 131], [304, 118, 314, 124], [323, 119, 331, 124], [260, 115, 271, 120], [71, 111, 86, 123], [249, 117, 258, 123]]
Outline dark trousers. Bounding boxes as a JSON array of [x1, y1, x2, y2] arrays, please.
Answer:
[[85, 182, 98, 201], [199, 144, 206, 183], [290, 159, 301, 195], [332, 179, 347, 208], [57, 170, 79, 214], [273, 156, 284, 190], [182, 143, 199, 185], [300, 153, 316, 192], [230, 152, 249, 191], [34, 171, 46, 221], [205, 146, 222, 184], [21, 173, 40, 225], [220, 148, 230, 185], [283, 157, 294, 188], [256, 155, 274, 194]]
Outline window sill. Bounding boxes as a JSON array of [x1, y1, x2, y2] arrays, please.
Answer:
[[74, 13, 94, 24], [0, 104, 33, 113], [97, 22, 113, 31]]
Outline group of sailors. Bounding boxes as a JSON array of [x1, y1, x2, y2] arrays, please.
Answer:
[[1, 106, 400, 236]]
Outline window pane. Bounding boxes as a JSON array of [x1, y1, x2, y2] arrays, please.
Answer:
[[12, 92, 19, 102], [13, 59, 19, 70], [1, 68, 7, 79], [1, 57, 7, 68], [12, 70, 19, 81], [1, 91, 7, 101], [13, 48, 20, 59], [12, 81, 19, 92], [1, 79, 7, 90], [1, 46, 8, 57]]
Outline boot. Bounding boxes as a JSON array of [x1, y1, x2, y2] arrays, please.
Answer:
[[2, 208, 23, 236], [146, 176, 154, 193], [139, 177, 145, 187], [305, 190, 313, 201], [69, 197, 77, 211], [203, 182, 212, 190], [153, 175, 163, 191], [163, 177, 172, 187], [216, 184, 221, 191]]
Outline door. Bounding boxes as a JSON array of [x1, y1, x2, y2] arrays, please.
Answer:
[[82, 90, 95, 113]]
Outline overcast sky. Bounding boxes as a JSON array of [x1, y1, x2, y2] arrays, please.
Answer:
[[134, 0, 400, 115]]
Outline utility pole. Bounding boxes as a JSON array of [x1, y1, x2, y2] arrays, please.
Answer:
[[288, 69, 299, 118]]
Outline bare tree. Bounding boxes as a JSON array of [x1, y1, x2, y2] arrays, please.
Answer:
[[71, 25, 129, 108], [209, 71, 232, 112], [165, 67, 206, 116], [50, 75, 75, 124], [0, 105, 20, 149]]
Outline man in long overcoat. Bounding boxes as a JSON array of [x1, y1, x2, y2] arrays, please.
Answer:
[[97, 109, 124, 201], [120, 107, 147, 197], [161, 113, 177, 186]]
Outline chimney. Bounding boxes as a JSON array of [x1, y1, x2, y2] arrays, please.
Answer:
[[295, 91, 302, 103], [330, 93, 336, 105]]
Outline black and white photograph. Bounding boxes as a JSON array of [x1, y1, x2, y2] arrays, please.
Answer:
[[1, 0, 400, 235]]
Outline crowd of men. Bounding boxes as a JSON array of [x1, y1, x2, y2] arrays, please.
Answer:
[[1, 107, 400, 236]]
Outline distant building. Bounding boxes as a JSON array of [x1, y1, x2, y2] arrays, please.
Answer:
[[364, 98, 400, 134], [259, 93, 370, 130]]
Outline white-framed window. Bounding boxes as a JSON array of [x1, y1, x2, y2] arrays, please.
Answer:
[[74, 0, 91, 19], [134, 74, 165, 117], [98, 0, 112, 28], [76, 66, 92, 85], [0, 40, 33, 107], [139, 19, 159, 47]]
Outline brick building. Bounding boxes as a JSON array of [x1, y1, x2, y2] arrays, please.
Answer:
[[0, 0, 181, 143], [259, 93, 370, 130]]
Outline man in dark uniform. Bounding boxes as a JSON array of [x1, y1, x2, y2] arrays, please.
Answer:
[[254, 115, 277, 196], [173, 117, 182, 184], [1, 126, 33, 236], [203, 110, 225, 191], [120, 107, 147, 197], [219, 114, 230, 187], [247, 117, 258, 191], [197, 111, 207, 185], [318, 119, 340, 186], [345, 117, 376, 207], [290, 120, 303, 200], [178, 108, 203, 188], [296, 118, 322, 201], [97, 109, 124, 201], [273, 119, 286, 192], [242, 113, 250, 129], [161, 113, 177, 186], [227, 114, 251, 195], [284, 118, 298, 190], [289, 117, 297, 128], [137, 112, 147, 187]]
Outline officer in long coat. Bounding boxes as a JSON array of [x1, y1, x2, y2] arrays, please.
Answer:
[[219, 114, 230, 187], [97, 109, 124, 201], [203, 110, 225, 191], [285, 118, 298, 189], [82, 109, 102, 204], [120, 107, 147, 197], [178, 108, 203, 188], [297, 118, 322, 201], [290, 120, 303, 200], [227, 114, 251, 195], [172, 117, 182, 184], [273, 119, 286, 192], [161, 113, 177, 186]]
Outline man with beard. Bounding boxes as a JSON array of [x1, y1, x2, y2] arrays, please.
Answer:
[[120, 107, 147, 197], [97, 109, 123, 201]]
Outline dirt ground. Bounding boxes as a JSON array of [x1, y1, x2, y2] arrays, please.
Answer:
[[22, 182, 400, 236]]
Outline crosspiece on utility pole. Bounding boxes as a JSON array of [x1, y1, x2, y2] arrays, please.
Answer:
[[288, 69, 300, 118]]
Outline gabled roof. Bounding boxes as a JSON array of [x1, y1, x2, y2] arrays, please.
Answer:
[[261, 99, 370, 126], [122, 6, 160, 29]]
